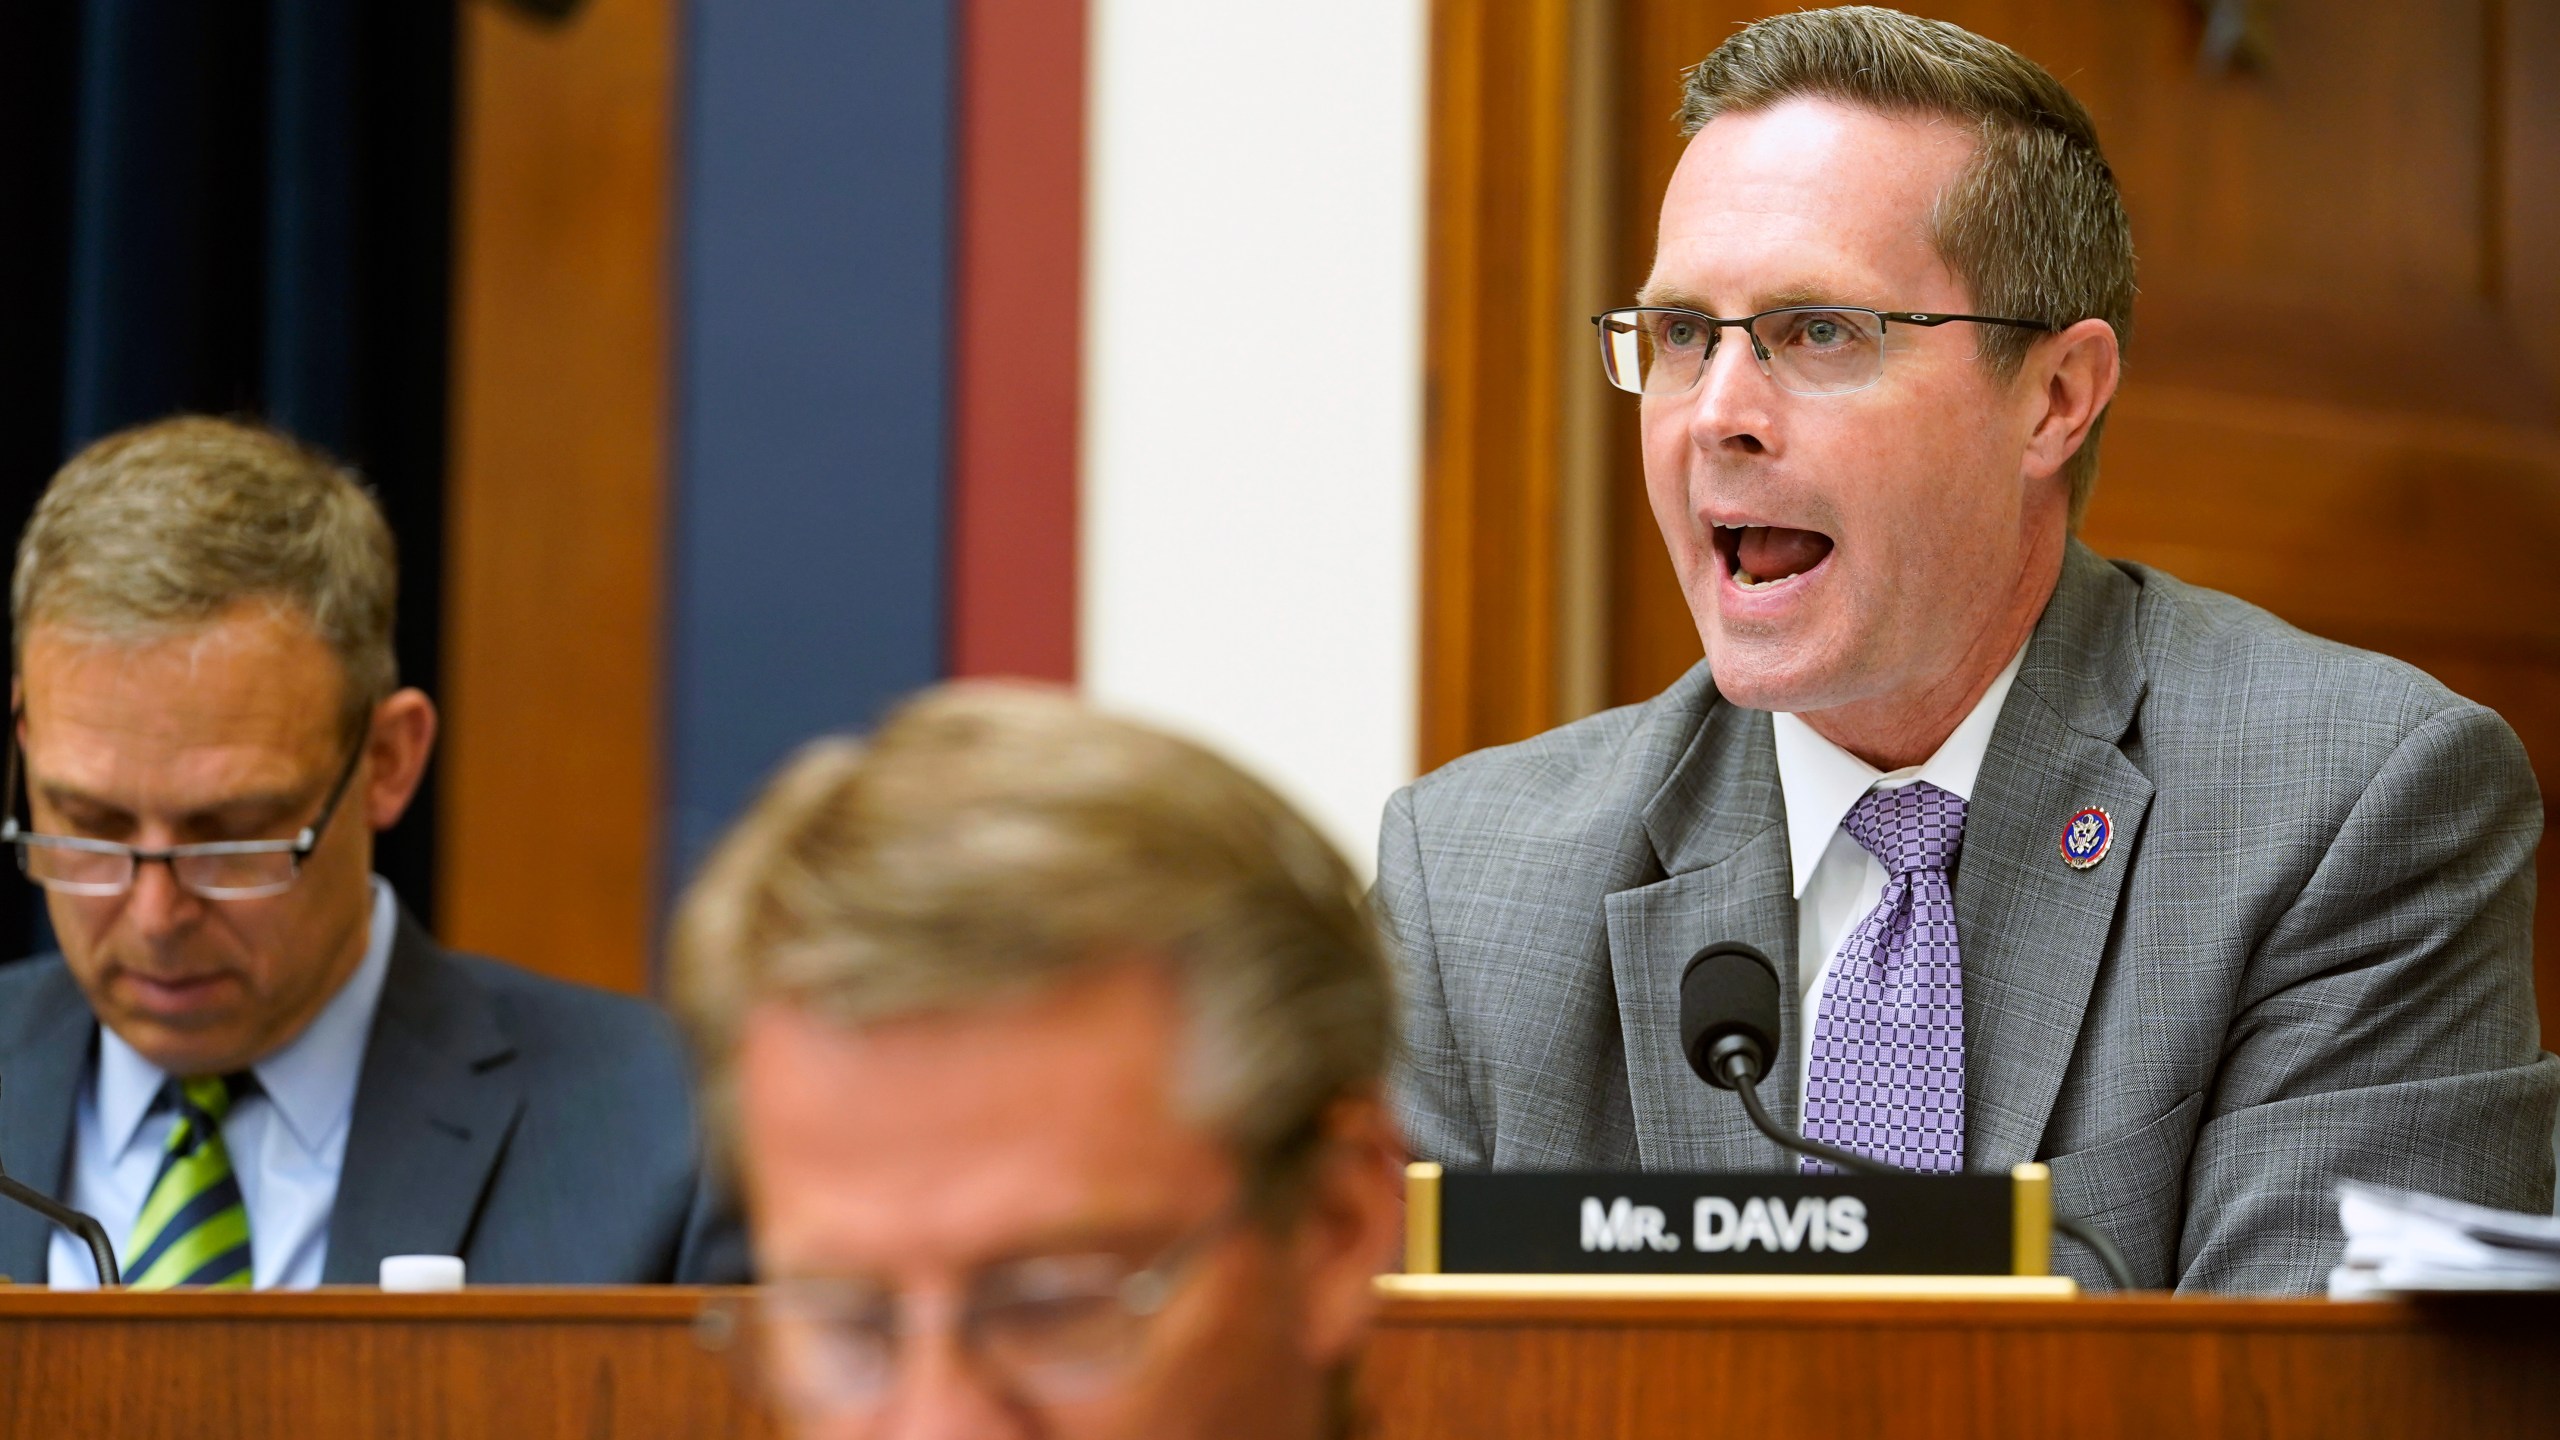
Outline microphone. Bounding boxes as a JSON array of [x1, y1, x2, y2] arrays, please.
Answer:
[[0, 1077, 120, 1286], [1678, 941, 2135, 1291], [1679, 941, 1898, 1176]]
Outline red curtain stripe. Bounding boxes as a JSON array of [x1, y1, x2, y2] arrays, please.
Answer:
[[948, 0, 1086, 682]]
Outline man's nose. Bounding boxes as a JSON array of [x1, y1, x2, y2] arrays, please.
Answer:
[[123, 855, 204, 938], [866, 1328, 1033, 1440], [1685, 325, 1778, 455]]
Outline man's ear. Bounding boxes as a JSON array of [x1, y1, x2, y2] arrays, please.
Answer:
[[363, 688, 440, 832], [1287, 1092, 1409, 1367], [2019, 316, 2121, 486]]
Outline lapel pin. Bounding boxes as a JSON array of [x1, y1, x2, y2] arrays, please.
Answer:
[[2060, 807, 2112, 870]]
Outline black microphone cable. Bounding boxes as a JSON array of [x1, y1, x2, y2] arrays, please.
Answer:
[[2050, 1214, 2133, 1294], [1683, 941, 2140, 1294], [1721, 1052, 2136, 1292]]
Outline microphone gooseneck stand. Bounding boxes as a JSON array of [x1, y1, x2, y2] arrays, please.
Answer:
[[0, 1075, 122, 1285], [1680, 941, 2140, 1294], [0, 1170, 120, 1286], [1706, 1037, 2138, 1294]]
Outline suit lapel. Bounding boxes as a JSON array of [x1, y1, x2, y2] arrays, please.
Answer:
[[1958, 543, 2153, 1170], [0, 962, 98, 1283], [1607, 694, 1798, 1170], [323, 918, 524, 1283]]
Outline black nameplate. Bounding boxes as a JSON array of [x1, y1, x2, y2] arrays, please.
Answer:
[[1435, 1171, 2017, 1275]]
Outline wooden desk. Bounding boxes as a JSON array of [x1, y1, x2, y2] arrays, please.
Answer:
[[0, 1288, 779, 1439], [1364, 1290, 2560, 1439], [3, 1286, 2552, 1437]]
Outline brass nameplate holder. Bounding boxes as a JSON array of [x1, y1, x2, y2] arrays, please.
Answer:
[[1388, 1162, 2075, 1300]]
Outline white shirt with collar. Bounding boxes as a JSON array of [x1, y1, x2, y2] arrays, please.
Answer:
[[1771, 644, 2027, 1082], [49, 877, 399, 1290]]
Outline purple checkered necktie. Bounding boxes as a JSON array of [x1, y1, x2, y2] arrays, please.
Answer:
[[1801, 780, 1967, 1174]]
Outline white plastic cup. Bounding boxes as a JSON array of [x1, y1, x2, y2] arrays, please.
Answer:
[[379, 1254, 466, 1292]]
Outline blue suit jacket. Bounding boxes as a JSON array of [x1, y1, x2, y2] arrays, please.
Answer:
[[0, 913, 748, 1285]]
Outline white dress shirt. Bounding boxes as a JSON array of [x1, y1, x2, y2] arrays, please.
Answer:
[[1771, 645, 2027, 1081], [50, 878, 398, 1290]]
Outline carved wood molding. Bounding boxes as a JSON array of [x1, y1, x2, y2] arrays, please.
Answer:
[[1419, 0, 1616, 772]]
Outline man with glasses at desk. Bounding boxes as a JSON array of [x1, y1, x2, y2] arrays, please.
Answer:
[[0, 415, 744, 1288], [670, 684, 1404, 1439], [1382, 6, 2556, 1295]]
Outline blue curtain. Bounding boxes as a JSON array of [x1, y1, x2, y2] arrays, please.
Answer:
[[0, 0, 456, 953], [670, 0, 958, 895]]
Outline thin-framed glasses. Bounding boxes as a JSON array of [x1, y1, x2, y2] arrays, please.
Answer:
[[701, 1206, 1241, 1423], [0, 712, 367, 901], [1591, 304, 2056, 397]]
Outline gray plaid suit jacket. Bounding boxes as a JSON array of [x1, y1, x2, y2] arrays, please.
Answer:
[[1380, 541, 2559, 1293]]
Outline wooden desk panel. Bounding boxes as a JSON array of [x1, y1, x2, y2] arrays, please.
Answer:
[[0, 1289, 779, 1439], [1364, 1293, 2560, 1440], [6, 1286, 2552, 1437]]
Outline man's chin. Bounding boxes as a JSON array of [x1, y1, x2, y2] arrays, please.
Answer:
[[1699, 639, 1861, 716], [105, 1020, 262, 1078], [99, 980, 261, 1073]]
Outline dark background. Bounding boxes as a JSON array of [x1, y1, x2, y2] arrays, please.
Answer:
[[0, 0, 456, 958]]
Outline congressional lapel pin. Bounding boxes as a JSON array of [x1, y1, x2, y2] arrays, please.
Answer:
[[2060, 807, 2112, 870]]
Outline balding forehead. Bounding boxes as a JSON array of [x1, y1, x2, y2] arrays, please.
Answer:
[[1647, 97, 1976, 309]]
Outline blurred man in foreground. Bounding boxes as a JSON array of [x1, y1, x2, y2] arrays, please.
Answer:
[[672, 683, 1403, 1440], [0, 416, 741, 1288]]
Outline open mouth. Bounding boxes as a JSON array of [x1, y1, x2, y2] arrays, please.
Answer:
[[1712, 520, 1835, 591]]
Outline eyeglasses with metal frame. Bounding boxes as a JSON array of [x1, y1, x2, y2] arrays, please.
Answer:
[[1591, 304, 2056, 398], [699, 1202, 1245, 1422], [0, 711, 368, 901]]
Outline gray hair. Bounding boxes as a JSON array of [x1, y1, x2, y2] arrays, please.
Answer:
[[1679, 6, 2136, 523], [12, 415, 399, 733], [669, 682, 1398, 1205]]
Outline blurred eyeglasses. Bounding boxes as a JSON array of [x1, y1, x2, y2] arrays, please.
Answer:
[[0, 716, 366, 901], [1591, 304, 2055, 398], [700, 1207, 1241, 1423]]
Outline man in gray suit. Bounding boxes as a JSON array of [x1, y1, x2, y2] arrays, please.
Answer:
[[0, 416, 742, 1287], [1381, 8, 2557, 1294]]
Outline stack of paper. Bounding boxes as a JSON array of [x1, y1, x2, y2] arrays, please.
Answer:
[[2329, 1181, 2560, 1298]]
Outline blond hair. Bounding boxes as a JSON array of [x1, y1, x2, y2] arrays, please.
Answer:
[[671, 682, 1397, 1201], [12, 415, 399, 732], [1679, 7, 2136, 522]]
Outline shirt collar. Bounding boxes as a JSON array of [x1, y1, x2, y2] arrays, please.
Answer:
[[1768, 643, 2028, 898], [93, 1015, 169, 1164], [93, 878, 400, 1161]]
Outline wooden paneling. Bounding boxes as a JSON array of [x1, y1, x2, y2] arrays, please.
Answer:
[[1364, 1293, 2560, 1438], [1597, 1, 1723, 708], [1430, 0, 2560, 1041], [1418, 0, 1582, 772], [441, 0, 673, 994], [0, 1289, 775, 1438], [8, 1287, 2553, 1438], [1897, 0, 2560, 1042], [2057, 0, 2560, 1044]]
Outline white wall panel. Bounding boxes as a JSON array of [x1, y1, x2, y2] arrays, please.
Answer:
[[1081, 0, 1428, 872]]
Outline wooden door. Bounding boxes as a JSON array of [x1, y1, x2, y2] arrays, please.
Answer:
[[1550, 0, 2560, 1044], [443, 0, 677, 995]]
